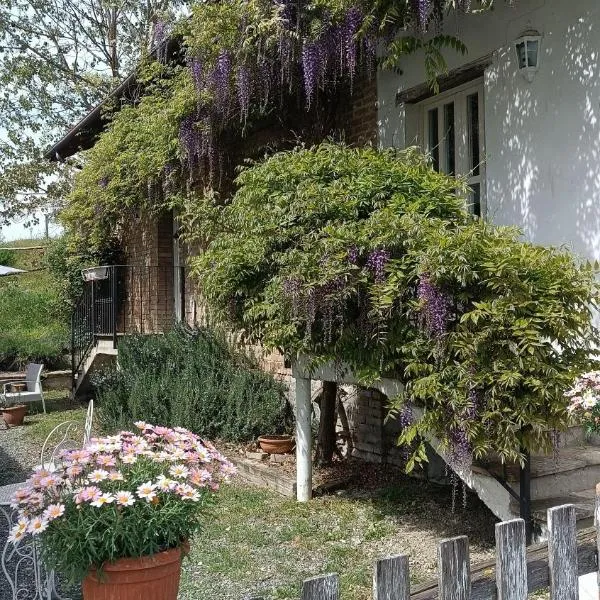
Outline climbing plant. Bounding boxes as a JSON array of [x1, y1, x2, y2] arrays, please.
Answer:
[[61, 0, 475, 254], [184, 142, 600, 470]]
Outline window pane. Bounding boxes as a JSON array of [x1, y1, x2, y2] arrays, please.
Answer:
[[469, 183, 481, 217], [443, 102, 455, 175], [516, 42, 527, 69], [527, 40, 539, 68], [428, 108, 439, 172], [467, 94, 480, 176]]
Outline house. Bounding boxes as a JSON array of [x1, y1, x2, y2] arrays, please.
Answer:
[[48, 0, 600, 538], [379, 0, 600, 261]]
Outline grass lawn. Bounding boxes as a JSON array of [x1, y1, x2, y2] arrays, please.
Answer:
[[179, 477, 497, 600], [0, 238, 69, 370], [25, 391, 89, 444]]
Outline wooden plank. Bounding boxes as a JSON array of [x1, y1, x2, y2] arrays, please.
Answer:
[[374, 554, 410, 600], [495, 519, 527, 600], [395, 54, 493, 105], [411, 527, 597, 600], [301, 574, 339, 600], [437, 536, 470, 600], [547, 505, 578, 600]]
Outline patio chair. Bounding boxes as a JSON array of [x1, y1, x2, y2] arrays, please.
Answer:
[[0, 363, 46, 414]]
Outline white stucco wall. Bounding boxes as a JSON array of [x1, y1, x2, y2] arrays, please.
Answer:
[[378, 0, 600, 260]]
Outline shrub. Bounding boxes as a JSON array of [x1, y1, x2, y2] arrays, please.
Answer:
[[0, 248, 16, 267], [95, 325, 292, 442]]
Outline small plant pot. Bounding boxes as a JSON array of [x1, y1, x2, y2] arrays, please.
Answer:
[[83, 545, 187, 600], [258, 434, 295, 454], [1, 405, 27, 427]]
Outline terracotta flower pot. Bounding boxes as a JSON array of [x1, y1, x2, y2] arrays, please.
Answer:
[[258, 434, 295, 454], [1, 405, 27, 427], [82, 545, 187, 600]]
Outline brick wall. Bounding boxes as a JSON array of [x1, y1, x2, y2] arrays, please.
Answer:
[[119, 210, 175, 333], [337, 70, 378, 146]]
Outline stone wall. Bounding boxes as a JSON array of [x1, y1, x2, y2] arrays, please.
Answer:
[[344, 388, 407, 468]]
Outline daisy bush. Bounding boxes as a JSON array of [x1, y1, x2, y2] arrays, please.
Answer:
[[9, 422, 235, 582], [566, 371, 600, 434]]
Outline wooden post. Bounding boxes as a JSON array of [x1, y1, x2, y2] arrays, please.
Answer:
[[547, 504, 577, 600], [374, 554, 410, 600], [495, 519, 527, 600], [596, 483, 600, 592], [296, 375, 312, 502], [437, 536, 470, 600], [301, 574, 339, 599]]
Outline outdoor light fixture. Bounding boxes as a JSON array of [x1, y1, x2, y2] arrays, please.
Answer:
[[515, 30, 542, 82], [82, 266, 109, 282]]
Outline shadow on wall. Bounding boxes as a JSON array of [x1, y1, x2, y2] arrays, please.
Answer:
[[486, 5, 600, 260]]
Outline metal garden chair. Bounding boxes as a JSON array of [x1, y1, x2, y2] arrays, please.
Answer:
[[1, 364, 46, 414]]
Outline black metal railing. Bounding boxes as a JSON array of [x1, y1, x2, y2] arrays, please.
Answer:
[[71, 265, 185, 391]]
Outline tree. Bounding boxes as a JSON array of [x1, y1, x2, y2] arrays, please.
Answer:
[[184, 142, 599, 470], [0, 0, 186, 224]]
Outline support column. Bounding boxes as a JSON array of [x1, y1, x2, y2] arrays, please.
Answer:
[[295, 376, 312, 502]]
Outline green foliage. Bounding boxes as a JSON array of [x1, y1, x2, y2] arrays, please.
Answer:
[[61, 0, 491, 256], [184, 142, 600, 465], [96, 325, 292, 441], [0, 248, 15, 267]]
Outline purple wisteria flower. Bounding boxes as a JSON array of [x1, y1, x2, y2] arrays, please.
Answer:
[[448, 426, 472, 471], [212, 50, 232, 108], [302, 40, 319, 107], [417, 273, 450, 339], [347, 245, 359, 265], [366, 249, 390, 283], [236, 65, 251, 121], [342, 6, 363, 81], [190, 58, 203, 94]]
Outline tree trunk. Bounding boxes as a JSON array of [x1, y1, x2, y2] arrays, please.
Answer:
[[317, 381, 337, 466]]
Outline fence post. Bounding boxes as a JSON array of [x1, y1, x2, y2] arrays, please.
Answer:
[[437, 536, 470, 600], [495, 518, 527, 600], [596, 483, 600, 591], [301, 574, 339, 600], [547, 504, 577, 600], [373, 554, 410, 600]]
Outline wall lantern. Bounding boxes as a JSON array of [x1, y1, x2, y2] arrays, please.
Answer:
[[515, 30, 542, 82], [82, 266, 109, 282]]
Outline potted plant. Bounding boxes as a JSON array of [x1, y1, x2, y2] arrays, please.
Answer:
[[258, 434, 295, 454], [9, 421, 235, 600], [1, 385, 28, 426]]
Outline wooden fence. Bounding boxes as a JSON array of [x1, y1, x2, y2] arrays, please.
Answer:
[[251, 493, 600, 600]]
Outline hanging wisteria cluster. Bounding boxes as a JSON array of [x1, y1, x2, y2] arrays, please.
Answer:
[[176, 0, 381, 181], [417, 273, 451, 339]]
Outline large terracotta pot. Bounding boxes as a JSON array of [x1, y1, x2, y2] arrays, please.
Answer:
[[258, 434, 295, 454], [82, 546, 186, 600], [1, 405, 27, 427]]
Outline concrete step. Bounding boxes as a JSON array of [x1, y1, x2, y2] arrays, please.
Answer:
[[485, 446, 600, 501]]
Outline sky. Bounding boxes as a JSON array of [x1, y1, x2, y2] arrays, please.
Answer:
[[0, 212, 62, 242]]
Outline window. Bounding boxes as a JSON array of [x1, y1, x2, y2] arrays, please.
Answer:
[[421, 81, 485, 217]]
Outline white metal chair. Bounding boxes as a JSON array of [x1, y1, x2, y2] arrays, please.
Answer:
[[39, 400, 94, 471], [1, 364, 46, 413]]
